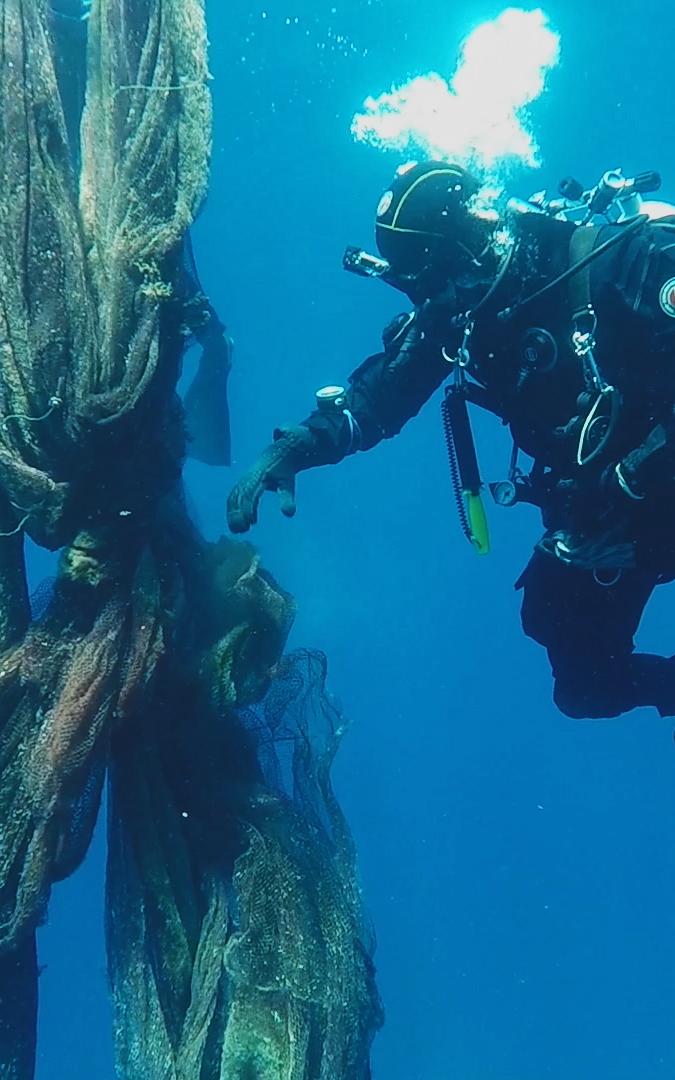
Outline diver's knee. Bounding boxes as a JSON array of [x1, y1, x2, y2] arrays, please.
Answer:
[[552, 670, 625, 720], [554, 654, 675, 719]]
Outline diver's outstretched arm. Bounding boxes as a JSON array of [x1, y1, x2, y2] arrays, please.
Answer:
[[227, 309, 451, 532]]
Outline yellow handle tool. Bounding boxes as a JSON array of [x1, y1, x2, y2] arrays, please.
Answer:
[[465, 491, 490, 556]]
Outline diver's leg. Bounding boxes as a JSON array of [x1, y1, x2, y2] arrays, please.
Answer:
[[517, 552, 675, 719], [0, 935, 38, 1080]]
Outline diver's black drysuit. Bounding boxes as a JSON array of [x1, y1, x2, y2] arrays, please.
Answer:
[[237, 213, 675, 719]]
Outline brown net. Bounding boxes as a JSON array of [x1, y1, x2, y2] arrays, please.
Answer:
[[0, 0, 211, 948], [0, 535, 167, 951]]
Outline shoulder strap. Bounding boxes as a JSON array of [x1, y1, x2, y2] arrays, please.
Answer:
[[568, 226, 602, 318]]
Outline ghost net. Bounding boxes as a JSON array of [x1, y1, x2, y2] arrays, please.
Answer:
[[0, 1, 382, 1076]]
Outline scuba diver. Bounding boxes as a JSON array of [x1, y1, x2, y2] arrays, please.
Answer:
[[49, 0, 233, 467], [228, 159, 675, 721]]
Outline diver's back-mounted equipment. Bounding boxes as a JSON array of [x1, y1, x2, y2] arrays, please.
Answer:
[[524, 167, 663, 225]]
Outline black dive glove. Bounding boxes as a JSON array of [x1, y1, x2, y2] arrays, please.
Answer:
[[227, 426, 319, 533]]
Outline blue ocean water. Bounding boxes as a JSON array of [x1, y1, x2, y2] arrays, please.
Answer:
[[35, 2, 675, 1077]]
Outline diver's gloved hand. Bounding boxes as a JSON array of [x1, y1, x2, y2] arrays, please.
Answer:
[[227, 426, 319, 533]]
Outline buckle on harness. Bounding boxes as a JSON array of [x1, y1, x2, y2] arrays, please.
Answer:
[[572, 304, 615, 399], [572, 306, 598, 360], [442, 318, 474, 370]]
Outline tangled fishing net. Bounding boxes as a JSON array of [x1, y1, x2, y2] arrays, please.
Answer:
[[0, 1, 381, 1076], [107, 643, 382, 1079]]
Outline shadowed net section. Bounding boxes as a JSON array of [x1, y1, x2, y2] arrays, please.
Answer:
[[221, 650, 383, 1079], [104, 540, 294, 1080], [104, 541, 381, 1079]]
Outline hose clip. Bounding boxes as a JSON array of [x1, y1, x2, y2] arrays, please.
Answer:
[[442, 318, 474, 371]]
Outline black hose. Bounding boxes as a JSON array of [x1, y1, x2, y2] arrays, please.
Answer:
[[441, 391, 473, 544], [498, 214, 647, 321], [577, 388, 622, 467]]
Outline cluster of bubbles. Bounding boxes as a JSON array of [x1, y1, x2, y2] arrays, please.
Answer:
[[351, 8, 561, 178], [236, 5, 378, 72]]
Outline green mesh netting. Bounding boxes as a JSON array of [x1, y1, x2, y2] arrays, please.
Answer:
[[79, 0, 211, 424], [0, 0, 211, 551], [0, 3, 382, 1077], [0, 0, 211, 953], [221, 651, 383, 1079], [0, 8, 211, 1071], [0, 0, 94, 546]]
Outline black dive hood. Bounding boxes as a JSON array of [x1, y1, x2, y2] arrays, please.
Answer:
[[344, 160, 492, 305], [374, 160, 482, 278]]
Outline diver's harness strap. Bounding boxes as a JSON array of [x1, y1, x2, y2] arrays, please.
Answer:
[[566, 226, 622, 467], [497, 216, 646, 474]]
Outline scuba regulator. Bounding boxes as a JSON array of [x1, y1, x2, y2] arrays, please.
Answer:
[[518, 167, 664, 225]]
